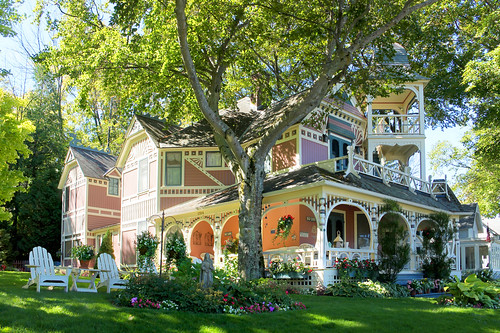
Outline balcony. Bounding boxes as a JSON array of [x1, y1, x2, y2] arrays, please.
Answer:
[[369, 114, 421, 136]]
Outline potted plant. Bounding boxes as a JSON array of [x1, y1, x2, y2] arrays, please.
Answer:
[[71, 244, 95, 268]]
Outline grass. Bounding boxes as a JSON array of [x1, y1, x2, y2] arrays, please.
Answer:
[[0, 271, 499, 333]]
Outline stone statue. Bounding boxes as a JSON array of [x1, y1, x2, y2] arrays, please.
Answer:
[[199, 253, 214, 289]]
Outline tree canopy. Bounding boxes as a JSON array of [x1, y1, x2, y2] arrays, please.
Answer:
[[37, 0, 441, 279], [0, 89, 34, 221]]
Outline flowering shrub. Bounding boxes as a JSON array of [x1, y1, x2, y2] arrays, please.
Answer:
[[275, 215, 294, 240], [335, 258, 378, 281], [71, 244, 95, 260], [0, 264, 6, 271], [131, 297, 161, 309], [268, 257, 312, 275]]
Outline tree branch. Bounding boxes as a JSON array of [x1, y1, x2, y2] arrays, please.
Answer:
[[175, 0, 249, 174]]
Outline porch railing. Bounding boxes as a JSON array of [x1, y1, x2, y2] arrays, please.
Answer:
[[370, 114, 421, 135], [325, 248, 376, 267]]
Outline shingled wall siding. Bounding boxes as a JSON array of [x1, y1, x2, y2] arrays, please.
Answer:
[[272, 139, 297, 172], [301, 138, 328, 165], [88, 184, 121, 209]]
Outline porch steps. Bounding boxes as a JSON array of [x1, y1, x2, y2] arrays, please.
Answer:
[[396, 272, 423, 285]]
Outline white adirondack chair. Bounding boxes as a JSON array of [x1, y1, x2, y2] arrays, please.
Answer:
[[24, 246, 71, 292], [96, 253, 128, 293]]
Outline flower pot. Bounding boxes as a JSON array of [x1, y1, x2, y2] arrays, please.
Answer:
[[79, 260, 90, 269], [410, 290, 417, 297]]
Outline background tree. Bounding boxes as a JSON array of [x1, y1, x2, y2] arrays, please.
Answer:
[[430, 133, 500, 218], [5, 64, 68, 259], [404, 1, 500, 216], [420, 212, 455, 279], [39, 0, 439, 280], [378, 199, 410, 283]]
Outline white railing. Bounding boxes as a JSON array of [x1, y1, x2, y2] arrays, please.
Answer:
[[263, 245, 319, 268], [350, 155, 436, 196], [371, 114, 420, 135], [325, 248, 376, 267]]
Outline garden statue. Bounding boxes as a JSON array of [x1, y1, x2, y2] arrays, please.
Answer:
[[199, 253, 214, 289]]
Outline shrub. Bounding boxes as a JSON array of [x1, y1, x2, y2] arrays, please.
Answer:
[[117, 270, 304, 314], [420, 212, 455, 280], [462, 269, 495, 282], [95, 230, 114, 268], [325, 280, 410, 298], [442, 274, 500, 309]]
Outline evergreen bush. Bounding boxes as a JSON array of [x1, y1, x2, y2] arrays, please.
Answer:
[[95, 230, 114, 268], [420, 212, 455, 279], [378, 199, 410, 283]]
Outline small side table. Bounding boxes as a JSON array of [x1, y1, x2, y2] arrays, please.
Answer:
[[70, 268, 100, 293]]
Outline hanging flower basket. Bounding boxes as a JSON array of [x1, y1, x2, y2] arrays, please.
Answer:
[[274, 215, 294, 241]]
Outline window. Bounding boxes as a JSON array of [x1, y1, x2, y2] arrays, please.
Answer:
[[64, 186, 70, 212], [165, 152, 182, 186], [206, 151, 222, 167], [108, 178, 119, 196], [138, 158, 149, 192]]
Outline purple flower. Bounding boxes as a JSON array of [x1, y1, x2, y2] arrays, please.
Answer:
[[269, 306, 275, 312], [131, 297, 138, 305]]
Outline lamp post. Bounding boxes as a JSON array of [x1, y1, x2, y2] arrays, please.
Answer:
[[149, 211, 177, 277]]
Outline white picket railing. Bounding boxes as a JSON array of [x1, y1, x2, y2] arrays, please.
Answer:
[[371, 114, 420, 135]]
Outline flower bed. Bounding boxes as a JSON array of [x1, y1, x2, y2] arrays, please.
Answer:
[[116, 259, 307, 314]]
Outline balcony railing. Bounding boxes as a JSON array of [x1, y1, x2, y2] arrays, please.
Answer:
[[316, 147, 449, 199], [370, 114, 421, 135]]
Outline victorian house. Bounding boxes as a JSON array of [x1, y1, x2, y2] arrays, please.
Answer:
[[59, 46, 496, 283]]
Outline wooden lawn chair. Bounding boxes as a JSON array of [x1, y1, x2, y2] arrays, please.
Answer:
[[23, 246, 71, 292], [96, 253, 128, 293]]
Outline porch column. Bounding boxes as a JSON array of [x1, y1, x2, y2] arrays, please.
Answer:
[[213, 219, 222, 265], [474, 244, 480, 270], [183, 224, 191, 257], [371, 204, 379, 261], [316, 198, 327, 269]]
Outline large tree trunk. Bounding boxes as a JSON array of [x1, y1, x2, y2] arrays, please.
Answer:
[[236, 159, 266, 280]]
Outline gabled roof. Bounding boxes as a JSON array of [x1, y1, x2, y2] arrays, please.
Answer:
[[58, 146, 117, 188], [162, 163, 468, 216], [160, 109, 257, 148], [70, 146, 117, 179], [134, 114, 180, 146]]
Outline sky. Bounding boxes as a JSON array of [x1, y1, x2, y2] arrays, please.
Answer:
[[0, 2, 469, 182]]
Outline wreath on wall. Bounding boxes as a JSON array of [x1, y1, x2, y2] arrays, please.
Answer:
[[274, 215, 294, 242]]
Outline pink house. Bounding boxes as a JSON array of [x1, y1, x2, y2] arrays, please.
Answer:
[[58, 146, 121, 266]]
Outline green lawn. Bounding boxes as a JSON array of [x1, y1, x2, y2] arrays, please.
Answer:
[[0, 271, 498, 333]]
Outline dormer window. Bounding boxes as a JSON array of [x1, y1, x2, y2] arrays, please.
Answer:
[[108, 178, 119, 196], [206, 151, 222, 167], [165, 152, 182, 186]]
